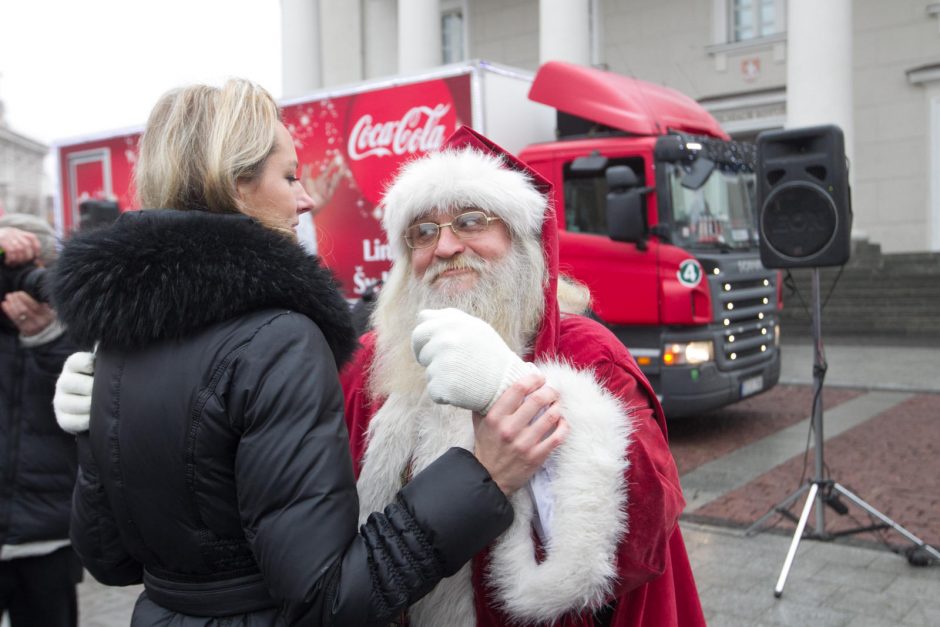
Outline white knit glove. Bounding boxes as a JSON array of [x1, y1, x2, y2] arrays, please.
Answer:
[[54, 351, 95, 434], [411, 308, 540, 414]]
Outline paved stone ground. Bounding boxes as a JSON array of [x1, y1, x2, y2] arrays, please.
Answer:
[[76, 579, 140, 627], [779, 337, 940, 394], [685, 522, 940, 626]]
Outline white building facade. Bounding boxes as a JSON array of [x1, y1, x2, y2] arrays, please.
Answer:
[[0, 98, 47, 217], [281, 0, 940, 254]]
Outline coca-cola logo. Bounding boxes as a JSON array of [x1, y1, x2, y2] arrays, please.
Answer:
[[348, 104, 451, 161], [344, 79, 460, 203]]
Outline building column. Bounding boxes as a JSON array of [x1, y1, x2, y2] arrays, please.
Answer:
[[539, 0, 591, 65], [281, 0, 322, 97], [931, 90, 940, 251], [786, 0, 853, 171], [398, 0, 441, 73], [364, 0, 398, 79], [909, 66, 940, 251]]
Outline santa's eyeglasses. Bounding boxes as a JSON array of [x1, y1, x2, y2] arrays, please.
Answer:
[[404, 210, 503, 249]]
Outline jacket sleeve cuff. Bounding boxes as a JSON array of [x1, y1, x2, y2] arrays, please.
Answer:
[[484, 360, 541, 415], [399, 447, 512, 575], [19, 319, 66, 347]]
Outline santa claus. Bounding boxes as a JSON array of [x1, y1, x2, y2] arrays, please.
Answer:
[[341, 127, 706, 627]]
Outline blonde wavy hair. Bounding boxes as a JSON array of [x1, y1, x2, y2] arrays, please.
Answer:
[[135, 79, 280, 217]]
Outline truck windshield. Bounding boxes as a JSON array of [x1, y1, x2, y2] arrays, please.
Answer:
[[665, 162, 758, 251]]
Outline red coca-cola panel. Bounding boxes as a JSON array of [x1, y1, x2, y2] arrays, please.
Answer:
[[283, 73, 472, 298]]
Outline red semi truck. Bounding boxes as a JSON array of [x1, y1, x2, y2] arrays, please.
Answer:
[[55, 60, 780, 418]]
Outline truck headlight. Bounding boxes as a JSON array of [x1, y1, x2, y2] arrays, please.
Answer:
[[663, 341, 714, 366], [774, 323, 781, 347]]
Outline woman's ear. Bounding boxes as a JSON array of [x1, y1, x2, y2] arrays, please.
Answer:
[[234, 177, 253, 214]]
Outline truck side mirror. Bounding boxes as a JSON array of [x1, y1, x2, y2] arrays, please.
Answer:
[[606, 165, 648, 246]]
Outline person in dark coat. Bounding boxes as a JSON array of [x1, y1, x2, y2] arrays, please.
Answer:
[[0, 215, 82, 627], [50, 79, 566, 626]]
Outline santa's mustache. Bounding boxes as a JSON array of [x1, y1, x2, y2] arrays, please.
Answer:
[[424, 254, 489, 284]]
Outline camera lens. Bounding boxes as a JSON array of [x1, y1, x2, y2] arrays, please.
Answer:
[[0, 263, 49, 303]]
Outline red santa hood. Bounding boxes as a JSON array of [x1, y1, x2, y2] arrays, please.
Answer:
[[381, 125, 561, 361]]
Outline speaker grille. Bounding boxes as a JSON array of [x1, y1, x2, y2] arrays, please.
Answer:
[[760, 181, 838, 260]]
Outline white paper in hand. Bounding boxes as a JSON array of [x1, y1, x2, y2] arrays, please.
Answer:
[[524, 404, 557, 544]]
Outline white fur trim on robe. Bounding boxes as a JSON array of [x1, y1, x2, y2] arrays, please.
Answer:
[[486, 359, 635, 624], [354, 360, 635, 626]]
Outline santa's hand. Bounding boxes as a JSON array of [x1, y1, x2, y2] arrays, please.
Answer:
[[54, 352, 95, 434], [412, 308, 540, 414]]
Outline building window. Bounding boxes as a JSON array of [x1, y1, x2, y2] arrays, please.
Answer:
[[442, 9, 464, 63], [731, 0, 778, 42]]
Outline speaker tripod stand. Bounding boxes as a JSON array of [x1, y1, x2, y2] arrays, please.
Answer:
[[746, 268, 940, 598]]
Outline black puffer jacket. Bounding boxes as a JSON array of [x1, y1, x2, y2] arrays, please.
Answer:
[[0, 328, 77, 548], [52, 210, 512, 626]]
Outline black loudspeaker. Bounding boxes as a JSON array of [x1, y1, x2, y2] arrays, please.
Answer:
[[756, 125, 852, 268]]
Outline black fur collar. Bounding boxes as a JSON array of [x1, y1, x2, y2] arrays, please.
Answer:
[[52, 210, 356, 366]]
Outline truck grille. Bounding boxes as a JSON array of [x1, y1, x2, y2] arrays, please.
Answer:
[[710, 274, 778, 370]]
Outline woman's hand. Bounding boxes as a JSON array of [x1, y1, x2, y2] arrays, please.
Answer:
[[473, 373, 568, 495]]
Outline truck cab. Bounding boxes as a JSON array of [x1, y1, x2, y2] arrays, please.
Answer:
[[520, 62, 780, 417]]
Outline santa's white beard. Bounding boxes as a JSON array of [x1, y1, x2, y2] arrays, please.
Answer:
[[351, 233, 546, 627], [369, 237, 546, 399], [359, 237, 544, 626]]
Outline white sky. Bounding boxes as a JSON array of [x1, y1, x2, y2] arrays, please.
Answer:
[[0, 0, 282, 146]]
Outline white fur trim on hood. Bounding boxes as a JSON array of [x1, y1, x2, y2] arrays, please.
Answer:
[[381, 147, 547, 260]]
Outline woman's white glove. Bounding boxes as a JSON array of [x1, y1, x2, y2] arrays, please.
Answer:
[[54, 351, 95, 434], [411, 308, 540, 414]]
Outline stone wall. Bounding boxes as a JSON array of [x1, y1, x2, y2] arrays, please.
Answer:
[[778, 239, 940, 341]]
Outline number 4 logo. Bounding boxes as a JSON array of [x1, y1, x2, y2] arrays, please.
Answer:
[[677, 259, 703, 288]]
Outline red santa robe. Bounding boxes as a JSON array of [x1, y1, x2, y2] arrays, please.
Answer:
[[340, 130, 706, 627]]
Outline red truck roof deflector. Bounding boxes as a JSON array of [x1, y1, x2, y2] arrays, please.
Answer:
[[529, 61, 728, 139]]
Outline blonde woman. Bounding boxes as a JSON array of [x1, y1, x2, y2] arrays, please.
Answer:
[[51, 80, 565, 626]]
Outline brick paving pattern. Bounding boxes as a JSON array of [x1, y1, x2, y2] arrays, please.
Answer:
[[688, 391, 940, 549], [668, 384, 865, 476]]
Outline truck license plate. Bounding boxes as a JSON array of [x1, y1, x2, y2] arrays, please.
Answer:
[[741, 375, 763, 397]]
